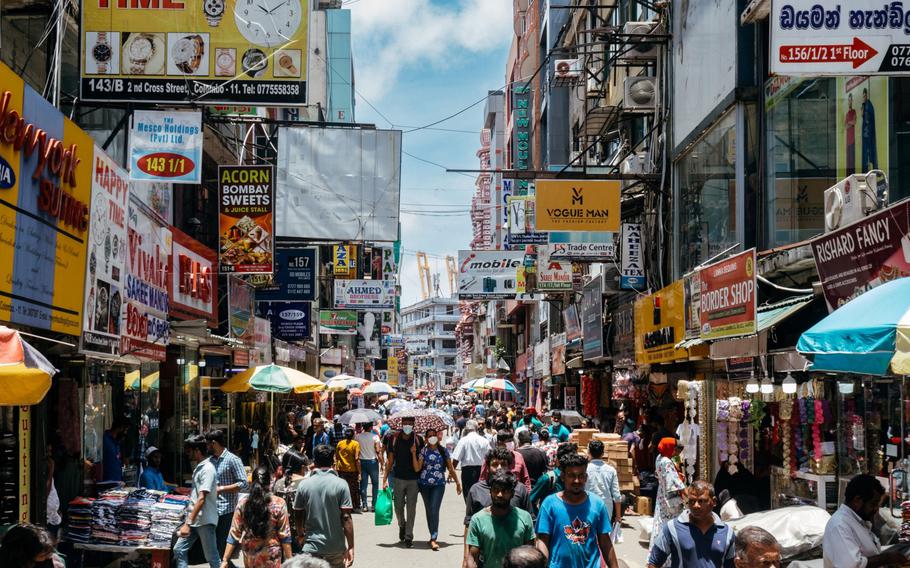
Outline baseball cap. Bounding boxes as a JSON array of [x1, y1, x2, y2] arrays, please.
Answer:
[[145, 446, 160, 458]]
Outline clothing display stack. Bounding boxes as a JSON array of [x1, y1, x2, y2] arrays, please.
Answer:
[[118, 489, 166, 546], [901, 501, 910, 542], [66, 497, 95, 543], [91, 488, 130, 544], [148, 494, 189, 547]]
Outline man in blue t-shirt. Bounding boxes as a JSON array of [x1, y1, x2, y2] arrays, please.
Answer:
[[547, 413, 571, 443], [535, 452, 617, 568], [139, 446, 169, 491]]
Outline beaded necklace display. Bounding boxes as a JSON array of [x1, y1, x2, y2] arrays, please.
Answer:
[[779, 399, 793, 476]]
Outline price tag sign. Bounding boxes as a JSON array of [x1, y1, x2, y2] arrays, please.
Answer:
[[130, 110, 203, 184]]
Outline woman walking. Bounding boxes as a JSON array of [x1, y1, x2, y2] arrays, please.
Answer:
[[649, 437, 686, 552], [412, 427, 461, 550], [272, 450, 309, 552], [221, 467, 292, 568]]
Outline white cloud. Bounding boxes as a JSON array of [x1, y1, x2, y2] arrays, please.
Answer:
[[349, 0, 512, 101]]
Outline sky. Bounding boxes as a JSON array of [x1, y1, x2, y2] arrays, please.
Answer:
[[346, 0, 513, 307]]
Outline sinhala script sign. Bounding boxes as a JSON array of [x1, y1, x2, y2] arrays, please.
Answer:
[[772, 1, 910, 74]]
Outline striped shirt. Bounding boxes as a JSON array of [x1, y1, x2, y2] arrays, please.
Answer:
[[210, 449, 248, 516]]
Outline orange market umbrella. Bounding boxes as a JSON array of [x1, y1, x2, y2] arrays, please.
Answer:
[[0, 326, 57, 405]]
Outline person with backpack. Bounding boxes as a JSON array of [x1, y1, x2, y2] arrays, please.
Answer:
[[413, 427, 462, 550], [381, 416, 423, 548]]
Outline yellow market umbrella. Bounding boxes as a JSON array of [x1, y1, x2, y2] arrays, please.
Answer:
[[0, 326, 57, 406], [125, 370, 141, 391], [221, 364, 326, 394]]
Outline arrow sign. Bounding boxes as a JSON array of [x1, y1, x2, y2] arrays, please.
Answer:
[[779, 37, 878, 69]]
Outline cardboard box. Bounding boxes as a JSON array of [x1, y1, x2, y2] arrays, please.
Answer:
[[595, 433, 622, 441], [636, 496, 653, 515]]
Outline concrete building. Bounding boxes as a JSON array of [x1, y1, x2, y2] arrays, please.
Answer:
[[401, 296, 461, 390]]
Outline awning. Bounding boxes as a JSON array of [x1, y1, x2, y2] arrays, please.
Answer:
[[757, 295, 815, 332], [709, 295, 816, 360], [675, 338, 705, 350], [566, 356, 583, 369]]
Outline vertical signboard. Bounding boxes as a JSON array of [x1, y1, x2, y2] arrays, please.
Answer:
[[228, 275, 254, 345], [582, 276, 604, 361], [256, 248, 316, 301], [82, 149, 129, 356], [252, 316, 272, 365], [698, 249, 757, 340], [129, 110, 203, 184], [563, 304, 583, 342], [512, 83, 532, 171], [334, 245, 354, 276], [620, 223, 646, 290], [357, 312, 381, 358], [218, 165, 274, 273], [18, 406, 30, 523]]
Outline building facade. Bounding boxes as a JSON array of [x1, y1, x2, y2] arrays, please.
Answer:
[[402, 296, 461, 389]]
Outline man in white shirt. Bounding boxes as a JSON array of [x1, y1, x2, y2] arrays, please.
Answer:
[[354, 422, 383, 512], [585, 440, 622, 525], [822, 474, 906, 568], [452, 420, 491, 499]]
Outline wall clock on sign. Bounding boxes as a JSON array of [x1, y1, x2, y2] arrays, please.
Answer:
[[234, 0, 302, 48]]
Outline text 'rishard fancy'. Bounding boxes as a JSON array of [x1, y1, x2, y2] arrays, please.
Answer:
[[779, 3, 910, 34]]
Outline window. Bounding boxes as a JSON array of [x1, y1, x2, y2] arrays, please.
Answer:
[[444, 357, 455, 367], [446, 305, 455, 315], [442, 340, 457, 349], [443, 324, 456, 332]]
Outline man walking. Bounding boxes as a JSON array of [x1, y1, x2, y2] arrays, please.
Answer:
[[647, 480, 735, 568], [294, 445, 355, 568], [734, 527, 781, 568], [354, 422, 382, 512], [516, 430, 548, 488], [173, 435, 219, 568], [466, 471, 536, 568], [205, 429, 248, 557], [585, 440, 622, 526], [480, 431, 531, 491], [536, 452, 618, 568], [382, 416, 423, 547], [452, 419, 491, 499]]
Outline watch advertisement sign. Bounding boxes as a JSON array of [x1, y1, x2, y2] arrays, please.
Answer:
[[810, 200, 910, 310], [457, 250, 525, 299], [81, 148, 130, 357], [254, 248, 316, 301], [620, 223, 646, 289], [534, 180, 621, 232], [319, 309, 357, 335], [634, 281, 688, 365], [218, 165, 274, 273], [129, 110, 203, 183], [80, 0, 308, 104], [698, 249, 757, 340], [582, 276, 605, 361], [169, 227, 217, 327], [333, 279, 395, 310], [256, 301, 310, 341], [122, 198, 171, 361], [771, 0, 910, 76], [228, 275, 254, 345]]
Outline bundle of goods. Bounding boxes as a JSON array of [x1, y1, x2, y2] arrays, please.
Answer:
[[118, 489, 165, 546], [66, 497, 94, 543], [604, 440, 635, 492], [900, 500, 910, 542], [148, 494, 189, 547], [91, 488, 130, 544]]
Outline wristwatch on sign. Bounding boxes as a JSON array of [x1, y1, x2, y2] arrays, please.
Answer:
[[241, 49, 267, 77], [128, 34, 156, 74], [92, 32, 112, 73], [216, 50, 235, 76], [204, 0, 224, 27], [173, 35, 204, 74], [278, 53, 298, 75]]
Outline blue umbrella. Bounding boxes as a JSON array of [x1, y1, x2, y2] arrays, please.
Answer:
[[797, 278, 910, 376]]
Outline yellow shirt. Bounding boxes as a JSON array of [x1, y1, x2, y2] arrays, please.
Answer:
[[335, 439, 360, 472]]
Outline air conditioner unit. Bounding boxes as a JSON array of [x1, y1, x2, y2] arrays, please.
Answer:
[[620, 152, 650, 191], [553, 58, 581, 87], [823, 172, 889, 233], [620, 21, 664, 61], [623, 76, 657, 112]]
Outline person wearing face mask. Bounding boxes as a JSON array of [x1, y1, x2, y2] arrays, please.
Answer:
[[413, 428, 461, 550], [382, 417, 424, 547], [334, 428, 362, 512], [547, 413, 571, 443], [479, 430, 531, 491]]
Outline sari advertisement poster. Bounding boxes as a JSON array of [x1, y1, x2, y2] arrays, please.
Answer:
[[81, 148, 130, 356], [219, 165, 274, 273]]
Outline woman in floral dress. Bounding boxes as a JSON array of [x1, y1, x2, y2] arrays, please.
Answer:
[[221, 467, 292, 568], [412, 427, 461, 551], [649, 437, 686, 554]]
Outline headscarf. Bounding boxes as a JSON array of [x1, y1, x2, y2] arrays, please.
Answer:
[[657, 437, 678, 458]]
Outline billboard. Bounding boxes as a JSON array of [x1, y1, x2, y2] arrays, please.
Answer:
[[535, 180, 621, 232], [256, 301, 310, 341], [80, 0, 309, 104], [254, 248, 316, 302], [771, 1, 910, 75], [129, 110, 203, 183], [228, 275, 254, 345], [698, 249, 757, 340], [582, 276, 604, 361], [218, 165, 274, 273], [620, 223, 646, 290], [82, 148, 129, 357], [811, 200, 910, 310], [836, 76, 889, 177], [634, 281, 687, 365], [319, 309, 357, 335], [508, 196, 548, 245], [276, 128, 401, 242], [457, 250, 524, 299], [169, 227, 217, 327], [537, 247, 573, 291], [334, 280, 395, 310], [356, 312, 381, 358]]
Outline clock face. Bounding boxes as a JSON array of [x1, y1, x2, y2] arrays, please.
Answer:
[[234, 0, 302, 48]]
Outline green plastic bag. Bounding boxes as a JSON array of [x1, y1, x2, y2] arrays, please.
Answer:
[[374, 486, 394, 526]]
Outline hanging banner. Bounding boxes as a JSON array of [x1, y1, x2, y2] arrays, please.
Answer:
[[534, 180, 621, 232], [620, 223, 646, 290], [684, 271, 702, 340], [333, 245, 355, 276], [537, 247, 573, 291], [356, 312, 381, 358], [122, 198, 171, 361], [319, 309, 357, 335], [0, 62, 94, 336], [333, 279, 395, 309], [634, 281, 687, 365], [564, 304, 583, 343], [82, 148, 130, 357], [254, 247, 316, 301], [582, 276, 604, 361], [551, 332, 567, 375], [251, 316, 272, 364], [80, 0, 309, 104], [457, 250, 525, 299], [508, 196, 549, 245], [129, 110, 203, 183], [534, 337, 551, 378], [169, 227, 217, 327], [256, 300, 310, 341], [387, 356, 399, 378], [228, 275, 254, 345], [218, 165, 274, 273], [810, 200, 910, 310], [698, 249, 757, 340], [611, 301, 635, 368]]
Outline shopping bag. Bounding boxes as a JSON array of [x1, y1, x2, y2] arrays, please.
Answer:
[[374, 486, 394, 526], [611, 521, 624, 544]]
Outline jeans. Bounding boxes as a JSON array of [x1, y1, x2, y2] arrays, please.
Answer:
[[392, 477, 419, 540], [215, 513, 232, 558], [360, 459, 380, 509], [174, 524, 219, 568], [418, 484, 446, 540], [461, 465, 482, 502]]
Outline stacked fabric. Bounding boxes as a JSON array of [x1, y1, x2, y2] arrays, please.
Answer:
[[91, 488, 130, 544], [148, 494, 189, 548], [66, 497, 94, 543], [118, 489, 165, 546], [900, 500, 910, 542]]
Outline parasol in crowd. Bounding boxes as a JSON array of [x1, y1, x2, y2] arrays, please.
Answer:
[[427, 408, 456, 428], [221, 364, 326, 394], [0, 326, 57, 405], [387, 408, 451, 432], [544, 409, 585, 427], [325, 375, 369, 391], [340, 408, 383, 425], [460, 378, 483, 390], [383, 399, 415, 414], [363, 382, 396, 396], [474, 378, 518, 393]]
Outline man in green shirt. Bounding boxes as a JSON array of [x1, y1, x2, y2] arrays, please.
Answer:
[[467, 470, 536, 568]]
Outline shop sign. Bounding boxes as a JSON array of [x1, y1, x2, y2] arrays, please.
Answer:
[[252, 316, 271, 364], [81, 148, 129, 357], [319, 309, 357, 335], [334, 245, 354, 276], [620, 223, 646, 290], [537, 246, 573, 291], [357, 312, 381, 358], [218, 165, 274, 273], [508, 196, 548, 245], [355, 359, 365, 379], [388, 355, 398, 378], [634, 281, 688, 365], [611, 301, 635, 368], [274, 339, 289, 364], [771, 1, 910, 75], [228, 275, 254, 345], [233, 349, 249, 366], [534, 337, 551, 377], [457, 250, 525, 299], [322, 347, 342, 366], [698, 249, 757, 340], [551, 332, 567, 375], [130, 181, 172, 224], [381, 246, 398, 280], [374, 369, 388, 383], [582, 276, 605, 361], [169, 227, 216, 326], [334, 279, 395, 309], [129, 110, 202, 183], [0, 62, 94, 336], [406, 335, 429, 353], [80, 0, 308, 105], [810, 200, 910, 310], [548, 241, 615, 261], [511, 83, 532, 171], [534, 180, 621, 232], [256, 300, 310, 341], [382, 334, 405, 349], [564, 386, 577, 411], [254, 248, 316, 302], [18, 406, 30, 523], [502, 179, 514, 234], [563, 304, 583, 342]]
